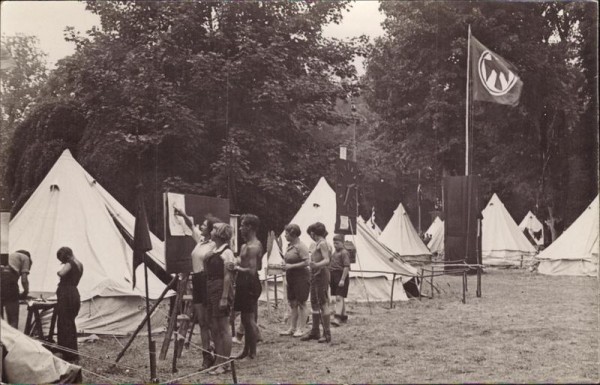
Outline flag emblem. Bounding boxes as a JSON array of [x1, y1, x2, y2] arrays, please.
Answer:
[[477, 50, 519, 96], [471, 35, 523, 106]]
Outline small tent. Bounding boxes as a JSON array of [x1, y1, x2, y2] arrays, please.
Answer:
[[362, 214, 382, 237], [425, 216, 443, 239], [379, 202, 432, 265], [481, 193, 537, 266], [260, 177, 418, 303], [537, 195, 598, 276], [427, 219, 444, 257], [9, 150, 172, 335], [518, 211, 544, 247]]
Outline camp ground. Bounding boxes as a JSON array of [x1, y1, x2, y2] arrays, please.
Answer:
[[1, 1, 597, 384]]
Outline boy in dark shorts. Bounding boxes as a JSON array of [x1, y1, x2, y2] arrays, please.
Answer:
[[300, 222, 332, 343], [329, 234, 350, 326], [231, 214, 263, 359]]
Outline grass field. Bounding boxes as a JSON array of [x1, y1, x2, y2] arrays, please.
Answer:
[[75, 269, 598, 383]]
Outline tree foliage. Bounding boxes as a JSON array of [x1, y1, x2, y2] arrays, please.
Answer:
[[7, 1, 362, 239], [0, 34, 48, 194], [363, 1, 598, 233]]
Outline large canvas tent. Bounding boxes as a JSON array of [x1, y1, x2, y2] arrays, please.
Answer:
[[481, 193, 537, 266], [260, 177, 418, 303], [537, 195, 599, 277], [9, 150, 172, 335], [379, 202, 432, 265], [518, 211, 544, 247]]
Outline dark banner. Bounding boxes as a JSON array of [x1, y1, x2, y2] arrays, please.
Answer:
[[443, 175, 482, 269], [335, 158, 358, 235]]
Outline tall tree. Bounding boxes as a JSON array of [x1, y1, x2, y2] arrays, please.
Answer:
[[364, 1, 597, 234], [7, 1, 362, 238], [0, 34, 48, 189]]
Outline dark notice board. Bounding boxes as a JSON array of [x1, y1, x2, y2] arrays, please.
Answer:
[[164, 193, 230, 274]]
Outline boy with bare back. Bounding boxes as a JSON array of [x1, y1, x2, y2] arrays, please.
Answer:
[[230, 214, 263, 359]]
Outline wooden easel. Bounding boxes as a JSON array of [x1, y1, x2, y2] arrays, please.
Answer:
[[158, 274, 195, 373]]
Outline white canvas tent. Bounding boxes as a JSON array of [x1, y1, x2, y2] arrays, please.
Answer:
[[518, 211, 544, 247], [481, 193, 537, 266], [260, 177, 418, 303], [427, 219, 444, 256], [425, 216, 443, 239], [379, 202, 432, 265], [362, 214, 382, 237], [537, 195, 599, 276], [9, 150, 172, 335]]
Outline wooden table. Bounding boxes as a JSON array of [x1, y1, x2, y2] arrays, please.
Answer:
[[24, 301, 58, 342]]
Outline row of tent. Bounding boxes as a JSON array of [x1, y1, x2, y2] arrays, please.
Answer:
[[350, 191, 540, 267], [6, 150, 598, 336], [392, 192, 598, 277]]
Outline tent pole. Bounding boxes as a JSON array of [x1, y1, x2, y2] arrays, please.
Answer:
[[389, 273, 396, 309], [476, 266, 482, 297], [265, 276, 271, 319], [144, 255, 157, 381], [273, 274, 278, 308], [430, 266, 434, 298], [462, 270, 467, 304], [465, 25, 472, 176]]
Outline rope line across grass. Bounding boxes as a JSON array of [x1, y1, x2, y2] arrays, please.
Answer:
[[81, 367, 127, 383], [166, 359, 235, 383], [41, 340, 147, 377]]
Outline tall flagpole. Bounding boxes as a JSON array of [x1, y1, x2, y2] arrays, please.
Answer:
[[465, 25, 471, 176]]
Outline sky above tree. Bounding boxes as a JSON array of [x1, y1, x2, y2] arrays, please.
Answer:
[[0, 0, 384, 73]]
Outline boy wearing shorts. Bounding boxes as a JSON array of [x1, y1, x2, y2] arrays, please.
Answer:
[[330, 234, 350, 326]]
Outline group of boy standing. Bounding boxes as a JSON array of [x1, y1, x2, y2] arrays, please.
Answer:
[[175, 209, 263, 375], [279, 222, 352, 343], [175, 208, 353, 374]]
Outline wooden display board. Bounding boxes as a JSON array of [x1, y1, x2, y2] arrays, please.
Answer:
[[163, 192, 229, 274]]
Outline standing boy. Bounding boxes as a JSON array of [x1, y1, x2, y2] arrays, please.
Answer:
[[300, 222, 332, 343], [329, 234, 350, 326], [231, 214, 262, 359]]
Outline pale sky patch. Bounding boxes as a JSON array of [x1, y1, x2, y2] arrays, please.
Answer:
[[1, 0, 385, 73]]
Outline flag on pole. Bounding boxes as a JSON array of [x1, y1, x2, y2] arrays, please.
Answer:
[[1, 43, 16, 71], [132, 184, 153, 289], [471, 35, 523, 106]]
